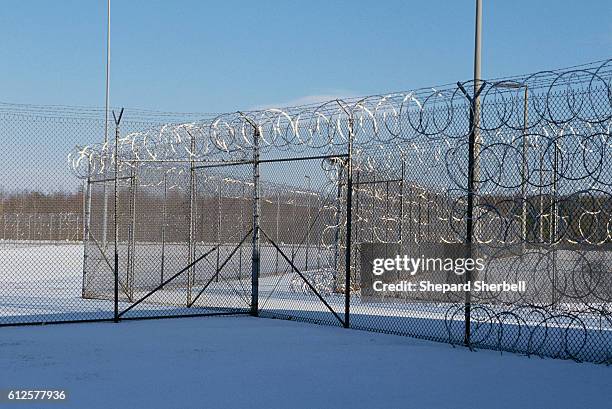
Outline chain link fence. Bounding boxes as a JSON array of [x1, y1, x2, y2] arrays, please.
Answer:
[[1, 59, 611, 363]]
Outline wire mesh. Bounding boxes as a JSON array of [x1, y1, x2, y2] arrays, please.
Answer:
[[2, 59, 612, 363]]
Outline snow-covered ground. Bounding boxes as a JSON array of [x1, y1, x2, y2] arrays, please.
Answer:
[[1, 242, 611, 407], [2, 242, 612, 363], [1, 316, 610, 409]]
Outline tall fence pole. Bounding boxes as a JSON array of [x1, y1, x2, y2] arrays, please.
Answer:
[[521, 85, 529, 247], [239, 183, 245, 280], [291, 190, 296, 264], [187, 131, 196, 306], [128, 164, 137, 301], [460, 0, 483, 347], [399, 160, 405, 243], [305, 175, 311, 271], [551, 141, 559, 306], [463, 97, 477, 346], [101, 0, 111, 248], [216, 178, 222, 282], [251, 126, 261, 316], [457, 81, 484, 346], [160, 172, 167, 287], [275, 190, 280, 273], [333, 163, 343, 282], [344, 117, 354, 328], [112, 107, 124, 323], [82, 167, 92, 298]]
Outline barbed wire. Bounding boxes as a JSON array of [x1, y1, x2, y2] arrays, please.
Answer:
[[68, 59, 612, 181]]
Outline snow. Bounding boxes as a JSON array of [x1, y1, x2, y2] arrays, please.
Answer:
[[2, 242, 611, 362], [1, 316, 610, 409], [0, 244, 117, 322]]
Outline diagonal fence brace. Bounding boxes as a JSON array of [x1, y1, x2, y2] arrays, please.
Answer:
[[88, 232, 130, 299], [118, 243, 221, 318], [260, 228, 345, 327], [187, 228, 253, 308]]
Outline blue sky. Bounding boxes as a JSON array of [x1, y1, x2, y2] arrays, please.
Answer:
[[0, 0, 610, 113]]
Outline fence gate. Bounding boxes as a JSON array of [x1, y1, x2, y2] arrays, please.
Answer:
[[83, 174, 136, 310], [255, 154, 350, 327], [187, 162, 254, 313], [82, 161, 254, 320]]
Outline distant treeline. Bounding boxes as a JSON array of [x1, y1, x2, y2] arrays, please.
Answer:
[[1, 184, 610, 246], [0, 189, 83, 214], [0, 189, 84, 242]]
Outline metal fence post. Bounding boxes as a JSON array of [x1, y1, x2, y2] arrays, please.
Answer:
[[399, 160, 405, 243], [457, 77, 485, 347], [464, 0, 483, 347], [333, 162, 343, 283], [251, 126, 261, 316], [216, 178, 222, 282], [291, 190, 296, 264], [81, 180, 86, 240], [112, 108, 124, 323], [521, 85, 529, 248], [187, 131, 196, 306], [305, 175, 311, 271], [82, 169, 92, 298], [128, 164, 137, 301], [464, 100, 476, 346], [160, 172, 167, 288], [239, 183, 245, 280], [551, 141, 559, 306], [27, 215, 32, 241], [275, 190, 280, 273], [344, 117, 354, 329], [102, 177, 109, 247], [57, 214, 62, 241]]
